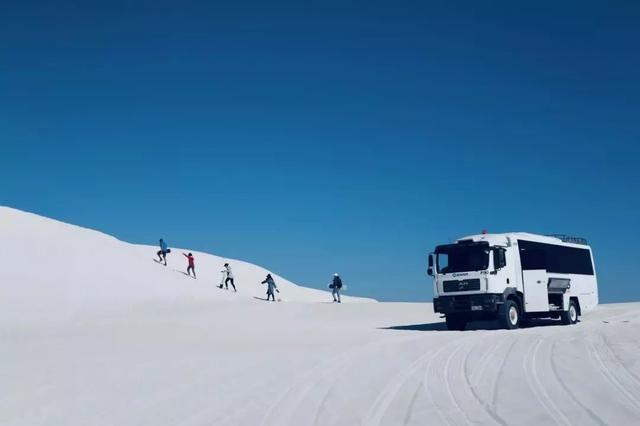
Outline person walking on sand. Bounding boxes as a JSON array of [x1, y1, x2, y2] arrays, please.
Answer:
[[219, 263, 236, 291], [330, 273, 343, 303], [261, 274, 279, 301], [157, 239, 170, 265], [183, 252, 196, 278]]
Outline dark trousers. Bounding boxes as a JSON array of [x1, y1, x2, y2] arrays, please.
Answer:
[[225, 277, 236, 291], [187, 265, 196, 278], [332, 287, 341, 302], [157, 250, 167, 264]]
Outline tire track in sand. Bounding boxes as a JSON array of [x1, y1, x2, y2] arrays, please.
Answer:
[[421, 342, 461, 426], [419, 334, 501, 426], [260, 334, 420, 426], [468, 334, 506, 388], [489, 337, 518, 413], [601, 333, 640, 387], [367, 336, 474, 426], [403, 340, 472, 425], [361, 344, 442, 426], [586, 337, 640, 414], [548, 340, 606, 426], [312, 336, 428, 426], [443, 342, 476, 425], [362, 333, 484, 425], [522, 338, 572, 426]]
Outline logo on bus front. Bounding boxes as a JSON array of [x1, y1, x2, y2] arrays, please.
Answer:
[[452, 273, 469, 277]]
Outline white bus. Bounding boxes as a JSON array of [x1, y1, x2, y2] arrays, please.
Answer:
[[427, 232, 598, 330]]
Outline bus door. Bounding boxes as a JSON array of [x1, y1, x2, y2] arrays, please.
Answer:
[[522, 270, 549, 312]]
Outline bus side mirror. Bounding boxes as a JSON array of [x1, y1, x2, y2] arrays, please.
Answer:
[[494, 248, 506, 270], [427, 254, 434, 276]]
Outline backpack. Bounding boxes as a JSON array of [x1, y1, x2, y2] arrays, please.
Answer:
[[334, 277, 343, 289]]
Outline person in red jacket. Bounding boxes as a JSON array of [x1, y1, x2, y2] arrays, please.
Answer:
[[183, 252, 196, 278]]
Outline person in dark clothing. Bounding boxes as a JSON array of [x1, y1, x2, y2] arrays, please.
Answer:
[[261, 274, 279, 301], [330, 273, 343, 303], [183, 252, 196, 278], [219, 263, 237, 291], [157, 239, 170, 265]]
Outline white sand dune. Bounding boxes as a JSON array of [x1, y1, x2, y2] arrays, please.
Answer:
[[1, 207, 639, 425], [0, 206, 373, 325]]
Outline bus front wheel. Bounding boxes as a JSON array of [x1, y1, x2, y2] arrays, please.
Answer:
[[499, 300, 521, 330], [445, 314, 468, 331]]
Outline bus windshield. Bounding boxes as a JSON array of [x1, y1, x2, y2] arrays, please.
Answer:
[[436, 243, 490, 274]]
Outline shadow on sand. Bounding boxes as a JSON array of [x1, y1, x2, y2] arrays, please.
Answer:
[[380, 318, 571, 332], [381, 322, 448, 331]]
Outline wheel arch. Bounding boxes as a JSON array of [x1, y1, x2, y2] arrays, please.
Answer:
[[570, 296, 582, 316], [503, 287, 524, 314]]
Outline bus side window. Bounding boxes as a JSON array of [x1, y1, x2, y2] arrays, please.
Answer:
[[520, 247, 546, 270]]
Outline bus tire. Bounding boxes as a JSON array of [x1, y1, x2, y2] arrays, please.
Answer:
[[499, 300, 520, 330], [561, 300, 578, 325], [445, 314, 467, 331]]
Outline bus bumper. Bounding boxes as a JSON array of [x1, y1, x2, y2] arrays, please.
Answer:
[[433, 294, 503, 315]]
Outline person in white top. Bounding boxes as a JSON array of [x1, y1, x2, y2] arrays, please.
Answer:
[[218, 263, 237, 292]]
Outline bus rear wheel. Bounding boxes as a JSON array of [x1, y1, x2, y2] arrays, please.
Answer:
[[561, 300, 579, 325]]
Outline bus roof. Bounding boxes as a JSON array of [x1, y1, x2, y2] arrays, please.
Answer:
[[456, 232, 590, 248]]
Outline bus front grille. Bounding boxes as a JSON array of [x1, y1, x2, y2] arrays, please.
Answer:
[[443, 279, 481, 293]]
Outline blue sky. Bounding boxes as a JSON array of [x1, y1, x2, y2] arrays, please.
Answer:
[[1, 0, 639, 302]]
